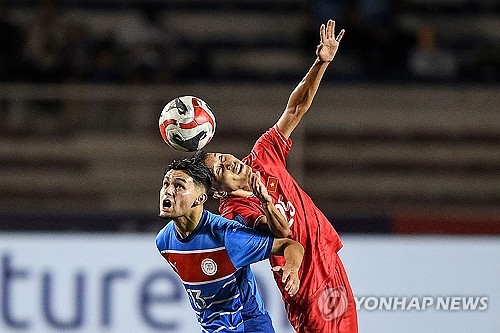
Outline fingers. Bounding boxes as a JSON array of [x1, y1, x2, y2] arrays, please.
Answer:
[[320, 19, 344, 43], [251, 171, 272, 204], [249, 171, 255, 188], [287, 277, 300, 297], [283, 271, 300, 297], [326, 19, 334, 39], [272, 266, 300, 297], [336, 29, 345, 43], [249, 171, 261, 194], [250, 171, 262, 193], [253, 171, 261, 188]]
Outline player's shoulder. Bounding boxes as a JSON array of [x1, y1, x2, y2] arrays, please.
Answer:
[[205, 210, 241, 230], [156, 221, 175, 237], [206, 211, 254, 241], [155, 222, 175, 250], [250, 125, 291, 164], [258, 125, 290, 145], [223, 195, 262, 212], [220, 196, 247, 216]]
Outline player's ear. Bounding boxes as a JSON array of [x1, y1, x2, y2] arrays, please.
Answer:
[[193, 193, 207, 207], [213, 190, 227, 199]]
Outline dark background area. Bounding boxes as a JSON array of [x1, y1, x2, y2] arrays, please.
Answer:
[[0, 0, 499, 235]]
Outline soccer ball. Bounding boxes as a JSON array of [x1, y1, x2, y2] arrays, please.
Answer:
[[159, 96, 216, 152]]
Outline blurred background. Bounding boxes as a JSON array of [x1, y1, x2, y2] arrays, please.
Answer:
[[0, 0, 499, 332]]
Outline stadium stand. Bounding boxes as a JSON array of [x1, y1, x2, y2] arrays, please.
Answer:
[[0, 0, 498, 233]]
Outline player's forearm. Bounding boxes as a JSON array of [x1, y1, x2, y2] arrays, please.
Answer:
[[282, 240, 304, 271], [262, 201, 290, 238], [278, 58, 331, 138], [287, 57, 330, 115]]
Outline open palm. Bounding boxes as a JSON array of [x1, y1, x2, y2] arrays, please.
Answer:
[[316, 19, 345, 62]]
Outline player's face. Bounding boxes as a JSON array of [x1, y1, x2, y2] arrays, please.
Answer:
[[205, 153, 252, 192], [159, 170, 204, 219]]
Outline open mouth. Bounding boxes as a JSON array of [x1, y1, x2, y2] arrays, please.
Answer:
[[237, 164, 243, 174], [162, 198, 172, 210]]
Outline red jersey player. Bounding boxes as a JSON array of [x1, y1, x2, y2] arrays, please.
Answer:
[[203, 20, 358, 333]]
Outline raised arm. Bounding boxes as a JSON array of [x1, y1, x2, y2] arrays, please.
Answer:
[[270, 237, 304, 297], [276, 19, 345, 139]]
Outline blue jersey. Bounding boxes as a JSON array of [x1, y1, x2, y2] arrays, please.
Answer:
[[156, 210, 275, 333]]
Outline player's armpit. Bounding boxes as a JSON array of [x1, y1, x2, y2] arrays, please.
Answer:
[[254, 217, 271, 233]]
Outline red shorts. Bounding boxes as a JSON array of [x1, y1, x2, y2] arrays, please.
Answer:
[[285, 253, 358, 333]]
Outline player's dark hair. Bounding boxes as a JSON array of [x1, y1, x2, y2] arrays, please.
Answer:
[[164, 151, 212, 194]]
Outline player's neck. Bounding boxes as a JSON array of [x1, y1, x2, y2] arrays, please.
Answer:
[[173, 208, 203, 239], [229, 189, 254, 198]]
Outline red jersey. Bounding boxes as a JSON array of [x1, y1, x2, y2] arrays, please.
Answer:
[[219, 125, 343, 305]]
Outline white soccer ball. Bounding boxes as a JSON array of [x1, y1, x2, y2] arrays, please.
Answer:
[[159, 96, 216, 152]]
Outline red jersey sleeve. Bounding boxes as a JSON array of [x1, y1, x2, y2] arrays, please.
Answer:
[[249, 125, 292, 167], [219, 196, 265, 230]]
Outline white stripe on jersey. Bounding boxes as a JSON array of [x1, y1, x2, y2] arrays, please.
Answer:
[[206, 293, 240, 309], [203, 305, 244, 324], [221, 277, 237, 289], [203, 278, 237, 301], [161, 246, 225, 254], [200, 318, 244, 333], [272, 124, 289, 145], [180, 270, 239, 285]]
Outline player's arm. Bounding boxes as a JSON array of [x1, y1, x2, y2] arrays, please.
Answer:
[[270, 237, 304, 297], [250, 171, 290, 237], [276, 19, 345, 139], [224, 219, 302, 297]]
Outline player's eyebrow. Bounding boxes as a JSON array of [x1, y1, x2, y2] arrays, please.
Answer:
[[164, 174, 194, 184], [173, 176, 193, 184], [213, 161, 220, 176]]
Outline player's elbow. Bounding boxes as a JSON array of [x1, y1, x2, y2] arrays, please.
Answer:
[[296, 103, 311, 116], [286, 104, 309, 119], [273, 226, 290, 238], [272, 237, 303, 257]]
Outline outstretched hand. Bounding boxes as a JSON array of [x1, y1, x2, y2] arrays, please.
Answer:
[[272, 264, 301, 297], [316, 19, 345, 62]]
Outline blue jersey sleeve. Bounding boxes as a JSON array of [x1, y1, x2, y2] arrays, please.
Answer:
[[155, 225, 167, 252], [224, 223, 274, 269]]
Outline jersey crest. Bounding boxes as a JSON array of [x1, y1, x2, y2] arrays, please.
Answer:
[[266, 175, 279, 193]]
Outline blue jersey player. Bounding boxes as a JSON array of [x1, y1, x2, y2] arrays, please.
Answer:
[[156, 151, 304, 333]]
